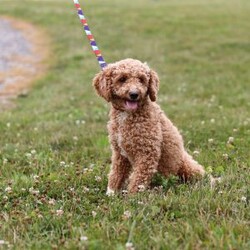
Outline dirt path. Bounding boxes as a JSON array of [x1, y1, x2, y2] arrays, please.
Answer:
[[0, 16, 50, 110]]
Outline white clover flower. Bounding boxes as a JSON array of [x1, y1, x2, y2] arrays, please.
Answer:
[[233, 128, 238, 132], [208, 138, 214, 144], [56, 209, 64, 216], [243, 120, 248, 126], [34, 127, 38, 132], [210, 118, 215, 123], [73, 136, 78, 141], [222, 153, 229, 160], [3, 196, 8, 201], [31, 149, 36, 155], [48, 199, 56, 205], [210, 95, 216, 102], [83, 187, 90, 193], [3, 158, 8, 164], [125, 242, 134, 250], [153, 185, 163, 191], [241, 196, 247, 202], [92, 211, 97, 218], [60, 161, 66, 167], [80, 236, 88, 241], [6, 122, 11, 128], [138, 201, 144, 205], [25, 153, 32, 158], [21, 188, 26, 192], [5, 186, 12, 193], [193, 150, 200, 156], [210, 176, 222, 188], [33, 175, 39, 180], [201, 121, 205, 125], [95, 176, 102, 182], [29, 187, 40, 195], [227, 137, 234, 144], [123, 210, 131, 219], [0, 240, 7, 245], [125, 242, 133, 247], [218, 191, 223, 194], [122, 190, 128, 196]]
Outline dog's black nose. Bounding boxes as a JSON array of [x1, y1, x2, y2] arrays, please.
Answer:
[[129, 92, 139, 100]]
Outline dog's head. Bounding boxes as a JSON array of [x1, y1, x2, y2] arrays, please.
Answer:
[[93, 58, 159, 112]]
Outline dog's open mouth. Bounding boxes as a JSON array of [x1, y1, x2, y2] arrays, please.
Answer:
[[125, 100, 138, 110]]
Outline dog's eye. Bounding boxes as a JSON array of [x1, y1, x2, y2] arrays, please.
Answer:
[[118, 76, 127, 83], [139, 77, 146, 83]]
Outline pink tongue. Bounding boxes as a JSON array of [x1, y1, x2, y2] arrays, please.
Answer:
[[126, 101, 138, 110]]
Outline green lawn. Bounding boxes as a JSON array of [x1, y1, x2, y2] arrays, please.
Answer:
[[0, 0, 249, 249]]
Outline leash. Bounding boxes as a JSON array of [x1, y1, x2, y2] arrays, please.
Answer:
[[72, 0, 107, 69]]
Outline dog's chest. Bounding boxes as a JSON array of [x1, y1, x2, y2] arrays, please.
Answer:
[[117, 131, 127, 157], [114, 112, 132, 158]]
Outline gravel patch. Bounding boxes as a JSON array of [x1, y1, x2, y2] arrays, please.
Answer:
[[0, 18, 32, 72], [0, 16, 49, 110]]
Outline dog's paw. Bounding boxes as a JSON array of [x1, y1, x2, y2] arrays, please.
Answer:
[[106, 187, 115, 196], [138, 184, 146, 192]]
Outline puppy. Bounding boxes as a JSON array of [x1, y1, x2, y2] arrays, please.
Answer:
[[93, 59, 205, 194]]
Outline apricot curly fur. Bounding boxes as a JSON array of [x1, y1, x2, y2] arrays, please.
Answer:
[[93, 58, 205, 194]]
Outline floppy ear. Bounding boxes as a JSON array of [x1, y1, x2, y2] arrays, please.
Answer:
[[93, 67, 112, 102], [148, 69, 159, 102]]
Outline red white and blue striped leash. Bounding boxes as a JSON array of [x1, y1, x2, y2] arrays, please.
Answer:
[[72, 0, 107, 69]]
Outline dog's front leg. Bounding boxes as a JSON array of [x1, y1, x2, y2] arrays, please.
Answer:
[[128, 155, 159, 194], [106, 150, 131, 196]]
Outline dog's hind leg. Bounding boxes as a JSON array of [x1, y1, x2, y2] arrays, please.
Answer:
[[177, 152, 205, 181]]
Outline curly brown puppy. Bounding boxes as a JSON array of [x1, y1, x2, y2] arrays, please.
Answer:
[[93, 58, 205, 194]]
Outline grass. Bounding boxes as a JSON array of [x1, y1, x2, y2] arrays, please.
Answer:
[[0, 0, 249, 249]]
